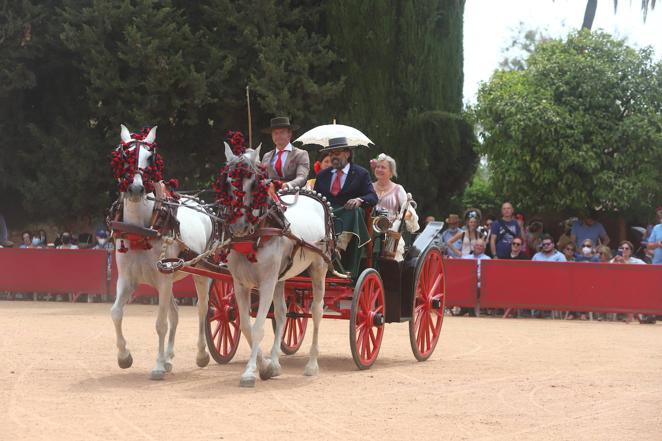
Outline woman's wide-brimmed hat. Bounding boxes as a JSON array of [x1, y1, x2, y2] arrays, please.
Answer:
[[463, 208, 482, 222], [261, 116, 299, 133], [319, 136, 360, 153]]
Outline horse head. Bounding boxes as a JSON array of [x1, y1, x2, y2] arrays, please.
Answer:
[[112, 124, 162, 203], [218, 141, 265, 238]]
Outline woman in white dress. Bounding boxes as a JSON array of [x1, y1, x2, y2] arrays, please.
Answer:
[[371, 154, 419, 260], [372, 154, 407, 220]]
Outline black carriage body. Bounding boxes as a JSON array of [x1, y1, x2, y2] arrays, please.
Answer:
[[380, 222, 445, 323]]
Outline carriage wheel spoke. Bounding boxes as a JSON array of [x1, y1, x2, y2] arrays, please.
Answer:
[[212, 321, 222, 340]]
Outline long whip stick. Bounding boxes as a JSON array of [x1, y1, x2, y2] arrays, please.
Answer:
[[246, 85, 253, 148]]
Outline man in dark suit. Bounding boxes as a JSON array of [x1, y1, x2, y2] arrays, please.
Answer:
[[313, 137, 377, 209], [261, 116, 310, 189], [314, 137, 377, 277]]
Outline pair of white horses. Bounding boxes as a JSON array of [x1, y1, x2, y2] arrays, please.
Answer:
[[112, 125, 327, 387]]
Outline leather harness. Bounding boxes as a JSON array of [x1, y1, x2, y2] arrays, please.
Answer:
[[222, 187, 335, 269], [107, 181, 215, 258]]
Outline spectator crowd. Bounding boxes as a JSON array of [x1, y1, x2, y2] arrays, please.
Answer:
[[432, 203, 662, 323], [434, 202, 661, 265]]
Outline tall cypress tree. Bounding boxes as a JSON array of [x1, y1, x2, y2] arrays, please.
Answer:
[[326, 0, 476, 216], [191, 0, 343, 138]]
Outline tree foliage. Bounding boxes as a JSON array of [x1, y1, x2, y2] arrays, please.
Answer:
[[326, 0, 477, 216], [0, 0, 342, 224], [473, 30, 662, 219], [0, 0, 470, 225]]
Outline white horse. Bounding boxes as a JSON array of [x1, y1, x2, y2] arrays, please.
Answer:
[[111, 125, 213, 380], [221, 144, 330, 387]]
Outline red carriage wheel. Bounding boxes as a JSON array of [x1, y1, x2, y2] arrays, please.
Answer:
[[349, 269, 385, 370], [409, 246, 445, 361], [205, 278, 241, 364], [276, 290, 309, 355]]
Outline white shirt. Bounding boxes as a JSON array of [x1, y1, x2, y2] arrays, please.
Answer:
[[330, 163, 351, 192], [610, 256, 646, 264], [270, 143, 293, 176]]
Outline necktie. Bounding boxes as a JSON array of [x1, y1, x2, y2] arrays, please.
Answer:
[[331, 170, 343, 196], [274, 150, 284, 177]]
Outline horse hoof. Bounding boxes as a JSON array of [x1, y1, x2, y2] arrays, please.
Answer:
[[164, 362, 173, 373], [239, 376, 256, 388], [196, 353, 210, 368], [259, 361, 280, 380], [118, 354, 133, 369], [303, 363, 319, 377], [150, 369, 166, 381]]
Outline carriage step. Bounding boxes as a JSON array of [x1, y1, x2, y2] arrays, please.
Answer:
[[286, 312, 306, 319]]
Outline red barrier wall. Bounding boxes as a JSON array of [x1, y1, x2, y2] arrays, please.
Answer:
[[109, 257, 198, 299], [443, 258, 478, 308], [480, 260, 662, 314], [0, 248, 108, 295], [1, 249, 660, 314]]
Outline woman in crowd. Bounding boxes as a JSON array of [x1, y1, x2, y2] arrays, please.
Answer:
[[37, 229, 49, 248], [562, 242, 576, 261], [610, 240, 645, 265], [525, 219, 544, 257], [56, 232, 79, 250], [610, 240, 646, 323], [305, 151, 332, 189], [447, 209, 482, 257], [575, 239, 600, 262], [19, 231, 32, 248], [597, 245, 612, 263]]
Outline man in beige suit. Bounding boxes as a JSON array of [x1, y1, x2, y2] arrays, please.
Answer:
[[261, 116, 310, 189]]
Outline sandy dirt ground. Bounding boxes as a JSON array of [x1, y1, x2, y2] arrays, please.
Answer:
[[0, 301, 661, 441]]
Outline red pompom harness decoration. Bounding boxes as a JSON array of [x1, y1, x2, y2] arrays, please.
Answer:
[[110, 127, 170, 194], [212, 131, 276, 263], [109, 127, 179, 253]]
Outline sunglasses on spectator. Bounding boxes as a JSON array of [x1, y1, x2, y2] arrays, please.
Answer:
[[582, 243, 591, 247], [512, 242, 522, 246], [542, 242, 553, 246]]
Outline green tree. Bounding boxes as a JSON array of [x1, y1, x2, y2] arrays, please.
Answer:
[[0, 0, 343, 225], [458, 166, 501, 217], [498, 24, 549, 71], [326, 0, 477, 216], [473, 30, 662, 219], [191, 0, 343, 136]]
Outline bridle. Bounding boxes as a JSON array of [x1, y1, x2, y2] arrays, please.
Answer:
[[213, 155, 271, 227], [111, 138, 163, 193]]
